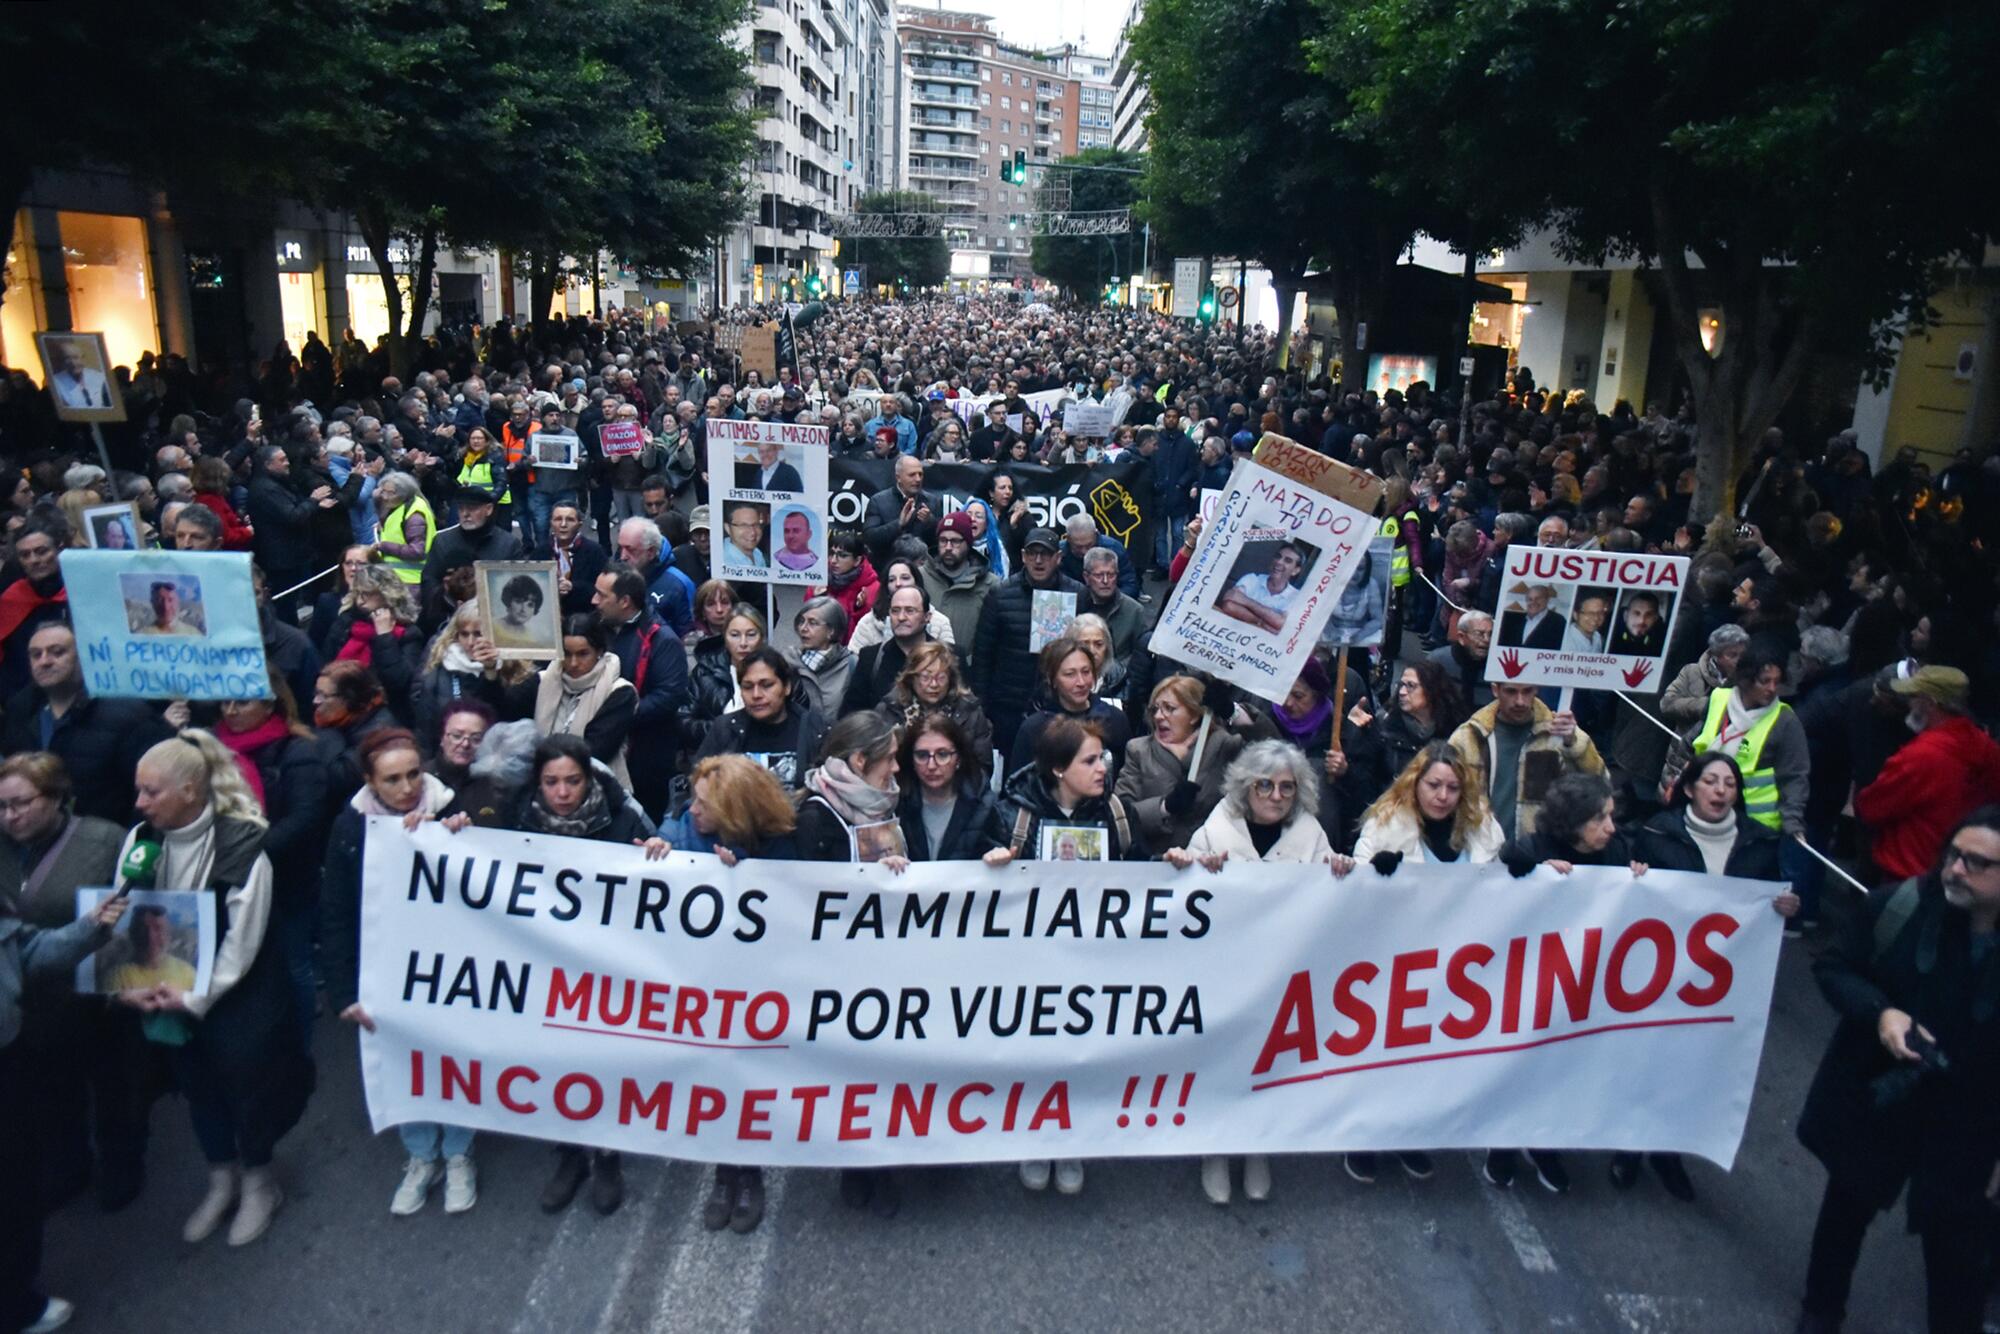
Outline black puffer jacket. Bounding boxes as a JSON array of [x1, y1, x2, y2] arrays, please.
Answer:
[[684, 634, 738, 730], [995, 762, 1148, 862], [321, 611, 427, 724], [897, 781, 1007, 861], [693, 705, 830, 792], [970, 569, 1087, 750]]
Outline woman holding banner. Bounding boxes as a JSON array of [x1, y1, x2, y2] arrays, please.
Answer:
[[643, 754, 799, 1237], [325, 729, 475, 1217], [1626, 752, 1797, 1201], [999, 716, 1149, 1199], [792, 712, 913, 1218], [1164, 739, 1334, 1205], [894, 712, 1009, 863], [506, 735, 653, 1217]]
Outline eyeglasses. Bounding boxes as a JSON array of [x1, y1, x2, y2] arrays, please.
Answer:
[[1946, 846, 2000, 876], [913, 748, 957, 765], [0, 795, 47, 814], [442, 731, 487, 747], [916, 672, 950, 686], [1252, 779, 1298, 798]]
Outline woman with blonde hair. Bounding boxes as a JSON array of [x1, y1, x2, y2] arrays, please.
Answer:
[[325, 563, 424, 721], [411, 602, 513, 752], [686, 600, 767, 728], [1116, 674, 1244, 853], [1354, 740, 1505, 867], [875, 640, 993, 783], [118, 730, 312, 1247]]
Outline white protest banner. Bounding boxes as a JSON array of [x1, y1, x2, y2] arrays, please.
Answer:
[[1147, 458, 1376, 702], [1063, 401, 1115, 438], [598, 419, 645, 458], [358, 821, 1783, 1168], [706, 418, 831, 586], [58, 550, 270, 700], [1485, 547, 1689, 693]]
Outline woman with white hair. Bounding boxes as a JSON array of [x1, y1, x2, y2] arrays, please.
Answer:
[[118, 731, 312, 1247], [1163, 740, 1334, 1206], [371, 470, 436, 586]]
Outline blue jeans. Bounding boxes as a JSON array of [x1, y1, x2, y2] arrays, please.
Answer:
[[398, 1122, 475, 1161], [1154, 513, 1189, 571], [525, 487, 576, 551]]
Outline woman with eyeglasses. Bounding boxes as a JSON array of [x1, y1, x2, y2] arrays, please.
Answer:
[[998, 716, 1147, 1200], [1352, 658, 1468, 792], [1116, 675, 1245, 855], [1164, 739, 1333, 1205], [895, 712, 1009, 862], [786, 596, 856, 719], [425, 699, 495, 793], [874, 641, 994, 786]]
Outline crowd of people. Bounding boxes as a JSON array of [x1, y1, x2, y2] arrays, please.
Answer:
[[2, 293, 1998, 1333]]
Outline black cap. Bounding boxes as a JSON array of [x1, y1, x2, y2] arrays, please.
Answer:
[[457, 484, 497, 505], [1024, 527, 1061, 552]]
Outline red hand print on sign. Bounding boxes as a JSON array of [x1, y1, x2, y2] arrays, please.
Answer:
[[1622, 660, 1653, 688], [1497, 648, 1525, 679]]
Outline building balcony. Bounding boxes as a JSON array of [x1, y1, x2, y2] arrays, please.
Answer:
[[907, 161, 977, 179], [910, 87, 977, 108], [909, 59, 977, 82]]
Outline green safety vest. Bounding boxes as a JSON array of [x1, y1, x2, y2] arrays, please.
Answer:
[[1379, 510, 1416, 587], [380, 493, 438, 584], [456, 452, 504, 502], [1691, 689, 1789, 830]]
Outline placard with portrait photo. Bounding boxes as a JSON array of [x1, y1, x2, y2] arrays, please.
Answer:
[[477, 561, 561, 659], [83, 500, 144, 552], [706, 417, 830, 586], [1483, 546, 1688, 692], [36, 330, 127, 423], [74, 888, 215, 997]]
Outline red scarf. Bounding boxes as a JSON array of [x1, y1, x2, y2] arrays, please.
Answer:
[[0, 578, 66, 656], [214, 714, 291, 810], [336, 618, 404, 669]]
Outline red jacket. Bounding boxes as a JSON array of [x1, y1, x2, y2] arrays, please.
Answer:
[[821, 557, 880, 643], [194, 491, 257, 551], [1855, 715, 2000, 878]]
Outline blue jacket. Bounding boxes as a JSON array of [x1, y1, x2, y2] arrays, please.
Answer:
[[1152, 428, 1200, 518], [864, 413, 918, 456], [646, 553, 697, 639]]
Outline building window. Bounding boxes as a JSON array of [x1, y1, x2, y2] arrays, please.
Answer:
[[999, 120, 1009, 132], [980, 163, 990, 176], [57, 211, 157, 371], [1000, 97, 1009, 109], [980, 91, 990, 105], [1001, 71, 1010, 85], [979, 116, 990, 127], [981, 69, 989, 81], [979, 141, 989, 154]]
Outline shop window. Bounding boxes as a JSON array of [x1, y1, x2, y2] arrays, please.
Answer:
[[58, 211, 157, 371], [1, 211, 44, 379]]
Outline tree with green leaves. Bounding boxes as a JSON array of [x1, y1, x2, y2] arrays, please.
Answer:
[[1028, 149, 1144, 298], [1336, 0, 2000, 523], [847, 192, 950, 291], [1131, 0, 1423, 386]]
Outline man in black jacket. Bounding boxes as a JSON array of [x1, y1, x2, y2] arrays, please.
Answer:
[[971, 528, 1085, 770], [246, 445, 331, 623], [1150, 406, 1200, 568], [591, 564, 690, 820], [1793, 806, 2000, 1333], [420, 485, 524, 604], [1, 623, 172, 824], [862, 455, 938, 566]]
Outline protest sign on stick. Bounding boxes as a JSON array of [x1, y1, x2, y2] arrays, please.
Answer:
[[59, 550, 269, 701], [1484, 547, 1689, 694], [707, 419, 831, 585]]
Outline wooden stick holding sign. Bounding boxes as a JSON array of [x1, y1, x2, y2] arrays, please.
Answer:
[[1330, 648, 1349, 755]]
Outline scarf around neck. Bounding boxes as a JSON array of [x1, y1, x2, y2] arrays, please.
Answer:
[[351, 772, 457, 820], [1270, 695, 1332, 745], [804, 757, 898, 824], [525, 774, 612, 838], [1683, 806, 1739, 876]]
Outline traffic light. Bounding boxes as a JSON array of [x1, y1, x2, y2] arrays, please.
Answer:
[[1001, 159, 1015, 184], [805, 273, 824, 298], [1013, 150, 1026, 183], [1199, 291, 1217, 322]]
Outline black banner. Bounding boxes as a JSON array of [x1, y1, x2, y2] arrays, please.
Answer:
[[829, 458, 1158, 566]]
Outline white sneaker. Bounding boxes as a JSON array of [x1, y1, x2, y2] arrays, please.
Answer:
[[443, 1154, 477, 1213], [391, 1157, 441, 1216], [1200, 1155, 1231, 1205], [1018, 1159, 1051, 1191], [24, 1297, 75, 1333], [227, 1168, 283, 1246], [1053, 1159, 1085, 1195], [182, 1165, 238, 1243], [1242, 1154, 1271, 1202]]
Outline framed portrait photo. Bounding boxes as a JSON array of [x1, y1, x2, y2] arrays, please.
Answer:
[[36, 331, 127, 424], [477, 560, 561, 659], [82, 500, 144, 552], [533, 430, 581, 470]]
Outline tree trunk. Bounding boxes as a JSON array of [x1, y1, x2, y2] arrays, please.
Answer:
[[1271, 273, 1299, 370], [1648, 185, 1814, 530], [358, 206, 407, 376], [528, 251, 563, 331], [405, 220, 440, 350]]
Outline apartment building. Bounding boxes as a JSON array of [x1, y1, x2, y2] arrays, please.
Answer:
[[895, 7, 1107, 287], [1109, 0, 1149, 153], [722, 0, 896, 305]]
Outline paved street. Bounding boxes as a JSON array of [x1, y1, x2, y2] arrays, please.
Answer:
[[41, 914, 1928, 1334]]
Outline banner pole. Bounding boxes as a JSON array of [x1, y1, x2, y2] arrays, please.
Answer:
[[1330, 647, 1349, 755]]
